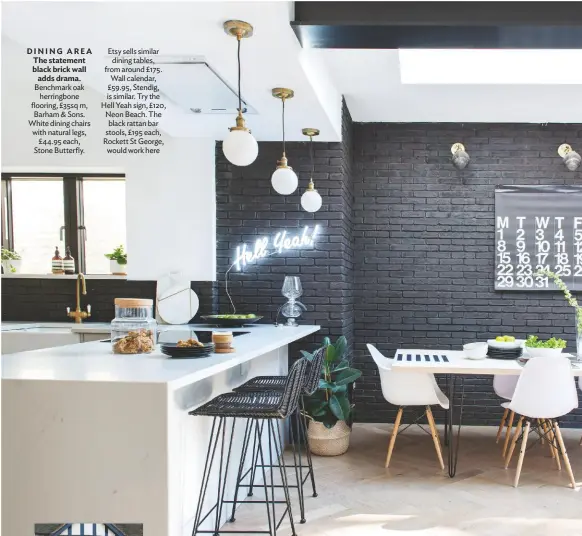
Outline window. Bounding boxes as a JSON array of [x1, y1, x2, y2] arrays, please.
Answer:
[[1, 173, 126, 275], [83, 179, 126, 274]]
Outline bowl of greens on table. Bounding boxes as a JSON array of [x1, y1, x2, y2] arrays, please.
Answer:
[[524, 335, 567, 358]]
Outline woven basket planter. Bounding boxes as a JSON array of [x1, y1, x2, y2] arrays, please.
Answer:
[[307, 420, 351, 456]]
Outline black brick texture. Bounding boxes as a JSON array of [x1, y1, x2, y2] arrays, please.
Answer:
[[353, 123, 582, 427], [1, 279, 215, 323], [215, 101, 355, 357]]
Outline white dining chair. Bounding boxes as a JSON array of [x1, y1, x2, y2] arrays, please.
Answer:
[[493, 375, 519, 456], [367, 344, 449, 470], [503, 355, 578, 488]]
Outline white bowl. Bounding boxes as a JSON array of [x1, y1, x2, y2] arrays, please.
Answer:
[[463, 342, 488, 360], [487, 339, 524, 350], [524, 347, 563, 358]]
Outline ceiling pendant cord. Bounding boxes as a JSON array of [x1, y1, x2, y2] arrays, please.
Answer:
[[309, 136, 315, 178], [309, 134, 315, 186], [237, 36, 242, 115], [282, 97, 286, 159]]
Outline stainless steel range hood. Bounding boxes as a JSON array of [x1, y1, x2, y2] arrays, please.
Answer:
[[153, 56, 256, 115]]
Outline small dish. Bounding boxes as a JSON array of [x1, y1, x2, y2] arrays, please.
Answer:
[[463, 342, 488, 360]]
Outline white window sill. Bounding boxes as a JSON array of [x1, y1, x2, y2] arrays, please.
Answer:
[[1, 273, 127, 280]]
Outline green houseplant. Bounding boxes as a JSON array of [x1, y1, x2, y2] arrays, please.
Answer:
[[1, 247, 22, 273], [105, 245, 127, 275], [303, 336, 362, 456], [536, 268, 582, 360]]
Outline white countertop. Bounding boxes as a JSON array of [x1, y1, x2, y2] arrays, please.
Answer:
[[1, 322, 111, 333], [1, 324, 320, 388]]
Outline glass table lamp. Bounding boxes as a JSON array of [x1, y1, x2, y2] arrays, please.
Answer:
[[280, 276, 306, 326]]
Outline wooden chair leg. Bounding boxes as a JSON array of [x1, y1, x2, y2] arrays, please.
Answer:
[[513, 420, 530, 488], [505, 416, 524, 469], [496, 408, 509, 443], [579, 434, 582, 446], [540, 420, 552, 456], [426, 406, 445, 471], [544, 419, 562, 470], [385, 407, 403, 468], [537, 419, 545, 445], [502, 411, 515, 458], [553, 422, 577, 489]]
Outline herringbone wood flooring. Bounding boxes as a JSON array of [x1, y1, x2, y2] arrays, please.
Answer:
[[229, 424, 582, 536]]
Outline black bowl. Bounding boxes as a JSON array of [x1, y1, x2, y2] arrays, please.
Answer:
[[200, 315, 263, 327]]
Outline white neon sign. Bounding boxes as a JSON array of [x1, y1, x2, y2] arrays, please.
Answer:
[[233, 225, 320, 271]]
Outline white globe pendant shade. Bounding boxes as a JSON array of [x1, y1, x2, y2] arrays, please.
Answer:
[[271, 166, 298, 195], [223, 129, 258, 167], [301, 188, 323, 212]]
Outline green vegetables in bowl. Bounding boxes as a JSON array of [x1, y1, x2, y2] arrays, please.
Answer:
[[525, 335, 567, 349]]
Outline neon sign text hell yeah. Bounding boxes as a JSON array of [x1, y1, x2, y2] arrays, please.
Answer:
[[233, 225, 320, 270]]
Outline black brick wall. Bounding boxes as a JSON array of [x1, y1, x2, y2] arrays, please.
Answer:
[[1, 279, 215, 323], [215, 101, 355, 356], [353, 123, 582, 427]]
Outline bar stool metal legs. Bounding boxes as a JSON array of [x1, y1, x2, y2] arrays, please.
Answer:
[[236, 401, 317, 524], [193, 415, 297, 536], [300, 398, 318, 498]]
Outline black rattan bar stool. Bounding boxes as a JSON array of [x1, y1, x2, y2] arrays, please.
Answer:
[[231, 347, 326, 523], [189, 357, 308, 536]]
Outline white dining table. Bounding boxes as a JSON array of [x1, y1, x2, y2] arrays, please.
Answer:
[[392, 349, 581, 477]]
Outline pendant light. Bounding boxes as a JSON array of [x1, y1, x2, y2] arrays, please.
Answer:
[[271, 88, 298, 195], [301, 128, 323, 212], [222, 20, 258, 167]]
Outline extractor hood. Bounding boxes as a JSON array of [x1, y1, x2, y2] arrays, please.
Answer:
[[153, 56, 256, 115]]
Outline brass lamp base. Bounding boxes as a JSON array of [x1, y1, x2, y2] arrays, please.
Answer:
[[223, 20, 253, 39]]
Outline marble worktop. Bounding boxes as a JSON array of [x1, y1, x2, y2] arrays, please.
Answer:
[[1, 324, 320, 388]]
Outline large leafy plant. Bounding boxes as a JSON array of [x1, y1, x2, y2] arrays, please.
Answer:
[[303, 336, 362, 429]]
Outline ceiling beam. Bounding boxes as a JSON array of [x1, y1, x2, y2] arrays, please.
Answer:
[[292, 1, 582, 49]]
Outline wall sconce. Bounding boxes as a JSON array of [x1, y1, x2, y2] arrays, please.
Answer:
[[558, 144, 581, 171], [451, 143, 470, 170]]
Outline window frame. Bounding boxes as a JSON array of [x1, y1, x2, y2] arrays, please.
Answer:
[[1, 172, 125, 274]]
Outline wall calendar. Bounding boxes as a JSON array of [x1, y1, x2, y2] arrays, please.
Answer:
[[495, 185, 582, 291]]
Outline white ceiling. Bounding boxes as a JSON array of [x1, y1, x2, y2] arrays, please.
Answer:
[[3, 1, 581, 138], [1, 1, 342, 141], [311, 49, 582, 123]]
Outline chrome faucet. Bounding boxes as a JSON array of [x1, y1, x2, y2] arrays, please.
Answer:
[[67, 273, 91, 323]]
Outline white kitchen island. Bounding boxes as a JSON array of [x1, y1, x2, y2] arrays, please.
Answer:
[[2, 324, 320, 536]]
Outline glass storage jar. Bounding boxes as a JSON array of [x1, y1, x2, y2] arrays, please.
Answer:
[[111, 298, 157, 354]]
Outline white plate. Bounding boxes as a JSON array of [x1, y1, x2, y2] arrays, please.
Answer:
[[487, 339, 524, 350], [464, 353, 487, 360]]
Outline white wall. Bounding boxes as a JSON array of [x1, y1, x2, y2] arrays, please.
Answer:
[[1, 37, 216, 281]]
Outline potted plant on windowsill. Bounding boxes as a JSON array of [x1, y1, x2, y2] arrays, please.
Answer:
[[1, 247, 22, 274], [105, 245, 127, 275], [303, 336, 362, 456]]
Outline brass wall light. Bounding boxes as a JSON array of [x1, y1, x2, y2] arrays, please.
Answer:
[[301, 128, 323, 212], [222, 20, 258, 167], [271, 88, 298, 195], [558, 144, 581, 171], [451, 143, 470, 170]]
